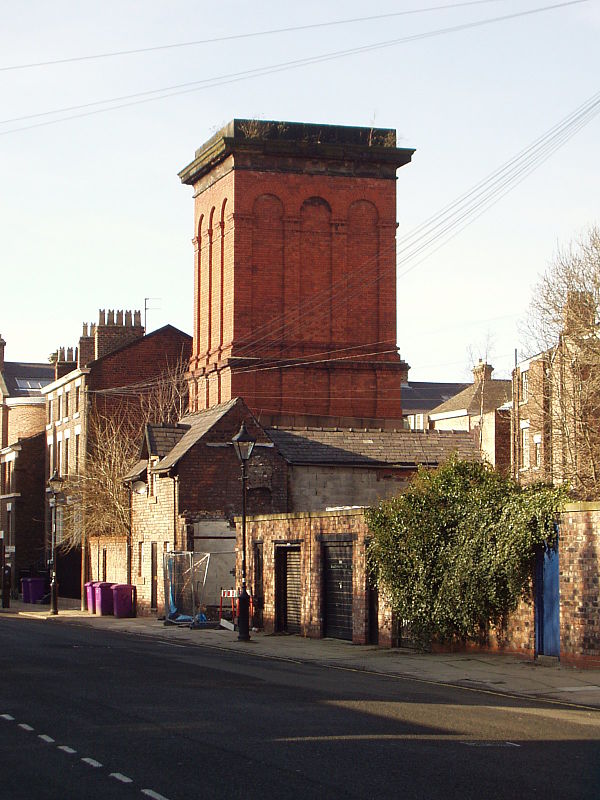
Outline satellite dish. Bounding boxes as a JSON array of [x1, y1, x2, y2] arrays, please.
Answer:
[[132, 480, 147, 495]]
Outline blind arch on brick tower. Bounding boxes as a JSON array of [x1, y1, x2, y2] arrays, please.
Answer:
[[193, 212, 204, 364], [347, 199, 379, 348], [300, 196, 332, 345], [251, 193, 284, 343]]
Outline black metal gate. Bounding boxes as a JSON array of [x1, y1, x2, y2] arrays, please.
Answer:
[[275, 546, 301, 633], [324, 543, 353, 640], [253, 542, 264, 629]]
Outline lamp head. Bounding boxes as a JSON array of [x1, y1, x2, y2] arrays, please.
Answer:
[[232, 421, 256, 463], [47, 469, 64, 494]]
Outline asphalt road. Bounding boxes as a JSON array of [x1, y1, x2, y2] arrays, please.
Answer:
[[0, 617, 599, 800]]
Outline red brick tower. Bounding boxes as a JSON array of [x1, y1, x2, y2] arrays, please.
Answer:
[[179, 119, 413, 426]]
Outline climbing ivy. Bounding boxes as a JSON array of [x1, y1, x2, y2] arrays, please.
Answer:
[[366, 457, 566, 648]]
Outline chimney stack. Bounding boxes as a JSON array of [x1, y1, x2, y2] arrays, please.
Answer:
[[472, 360, 493, 384]]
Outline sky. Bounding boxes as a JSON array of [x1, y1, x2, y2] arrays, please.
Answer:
[[1, 0, 599, 383]]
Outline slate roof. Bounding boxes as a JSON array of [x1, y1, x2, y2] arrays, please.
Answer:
[[429, 379, 512, 418], [123, 459, 149, 482], [1, 361, 54, 398], [123, 422, 190, 482], [153, 397, 241, 474], [401, 381, 470, 415], [265, 427, 479, 467], [146, 424, 188, 459]]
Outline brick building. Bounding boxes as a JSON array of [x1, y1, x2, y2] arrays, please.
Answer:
[[239, 429, 479, 640], [179, 119, 414, 427], [428, 362, 512, 471], [265, 425, 480, 511], [0, 432, 46, 590], [121, 395, 478, 616], [511, 292, 600, 497], [119, 397, 287, 615], [0, 334, 53, 449], [41, 310, 192, 600], [401, 379, 469, 431], [0, 335, 54, 589]]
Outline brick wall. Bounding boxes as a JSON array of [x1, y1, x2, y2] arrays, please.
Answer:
[[240, 508, 393, 645], [494, 409, 511, 474], [89, 538, 128, 586], [129, 470, 185, 616], [437, 502, 600, 667], [241, 503, 600, 664], [89, 325, 192, 417], [559, 503, 600, 667], [7, 403, 46, 444], [176, 408, 288, 520]]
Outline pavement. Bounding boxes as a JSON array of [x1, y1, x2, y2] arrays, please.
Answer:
[[3, 598, 600, 711]]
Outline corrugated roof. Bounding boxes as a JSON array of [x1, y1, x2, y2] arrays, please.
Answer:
[[429, 379, 512, 417], [153, 397, 241, 473], [266, 427, 479, 466]]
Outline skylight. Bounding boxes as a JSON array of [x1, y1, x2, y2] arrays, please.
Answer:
[[15, 378, 53, 390]]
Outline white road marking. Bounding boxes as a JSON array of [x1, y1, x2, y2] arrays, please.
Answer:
[[18, 724, 34, 731], [57, 745, 77, 754], [38, 734, 55, 743], [1, 714, 14, 721], [81, 757, 103, 768], [141, 790, 171, 800], [110, 773, 133, 784], [461, 741, 521, 748]]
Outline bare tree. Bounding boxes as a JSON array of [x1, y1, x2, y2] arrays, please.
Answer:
[[522, 226, 600, 498], [58, 358, 189, 554]]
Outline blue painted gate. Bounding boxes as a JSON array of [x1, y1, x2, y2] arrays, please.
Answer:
[[534, 527, 560, 658]]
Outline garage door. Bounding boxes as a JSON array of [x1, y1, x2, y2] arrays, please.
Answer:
[[324, 543, 353, 640], [275, 546, 301, 634]]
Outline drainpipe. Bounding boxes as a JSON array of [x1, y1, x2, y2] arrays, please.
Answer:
[[173, 474, 179, 550], [126, 486, 132, 585]]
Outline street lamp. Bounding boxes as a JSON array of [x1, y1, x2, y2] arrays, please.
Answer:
[[47, 470, 64, 616], [232, 422, 256, 642]]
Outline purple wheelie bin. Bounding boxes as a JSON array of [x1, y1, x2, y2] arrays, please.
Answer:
[[112, 584, 137, 618], [28, 577, 46, 604], [85, 581, 98, 613], [94, 582, 116, 615], [21, 578, 31, 603]]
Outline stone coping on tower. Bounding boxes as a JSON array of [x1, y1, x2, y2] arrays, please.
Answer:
[[179, 118, 415, 185]]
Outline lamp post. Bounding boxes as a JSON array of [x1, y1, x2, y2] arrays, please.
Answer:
[[232, 422, 256, 642], [47, 470, 64, 616]]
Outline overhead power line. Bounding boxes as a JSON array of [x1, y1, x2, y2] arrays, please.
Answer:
[[0, 0, 588, 134], [0, 1, 509, 73], [227, 85, 600, 365], [118, 85, 596, 394]]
